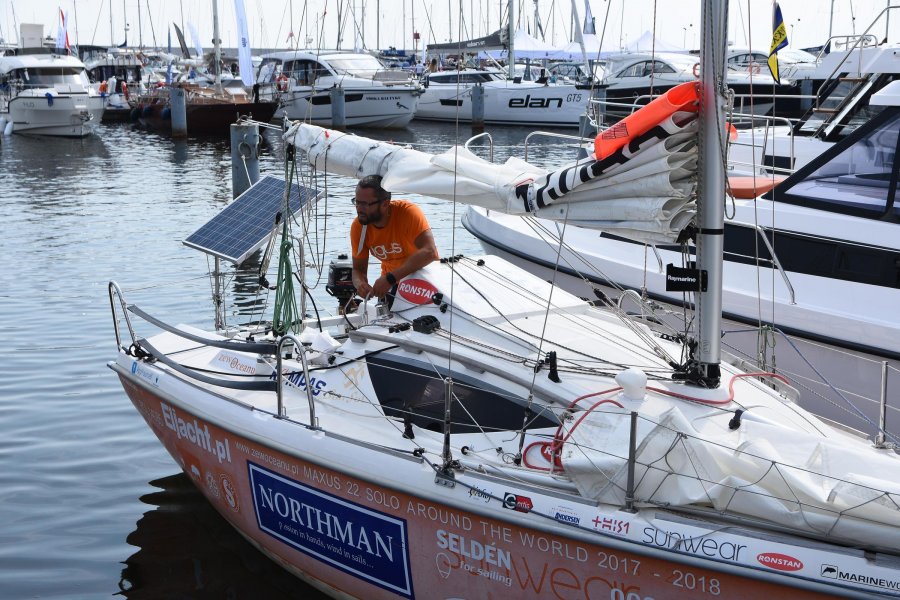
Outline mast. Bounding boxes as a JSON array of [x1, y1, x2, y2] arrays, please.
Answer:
[[694, 0, 728, 387], [569, 0, 589, 79], [507, 0, 515, 78], [213, 0, 222, 88]]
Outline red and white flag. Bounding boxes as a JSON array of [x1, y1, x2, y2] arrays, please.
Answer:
[[56, 8, 70, 54]]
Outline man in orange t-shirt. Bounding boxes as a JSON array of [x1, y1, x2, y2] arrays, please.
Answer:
[[350, 175, 439, 299]]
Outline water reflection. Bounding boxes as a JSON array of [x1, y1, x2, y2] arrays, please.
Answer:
[[119, 473, 319, 599], [231, 254, 272, 325]]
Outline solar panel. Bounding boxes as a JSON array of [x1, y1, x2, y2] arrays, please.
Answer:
[[184, 176, 319, 265]]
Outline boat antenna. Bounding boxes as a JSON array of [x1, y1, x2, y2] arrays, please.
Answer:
[[691, 0, 729, 388]]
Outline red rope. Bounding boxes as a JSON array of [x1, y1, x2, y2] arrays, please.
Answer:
[[529, 372, 789, 471]]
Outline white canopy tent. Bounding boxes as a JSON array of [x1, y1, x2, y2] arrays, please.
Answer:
[[626, 31, 688, 54]]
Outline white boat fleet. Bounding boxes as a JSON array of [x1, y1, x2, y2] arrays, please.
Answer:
[[108, 2, 900, 596]]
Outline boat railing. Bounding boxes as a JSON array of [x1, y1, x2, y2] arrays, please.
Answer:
[[726, 111, 799, 177], [591, 94, 812, 130], [277, 333, 318, 428], [110, 281, 325, 427], [722, 222, 797, 304], [463, 131, 494, 162], [815, 34, 880, 62], [606, 404, 900, 550], [108, 281, 139, 353], [813, 6, 900, 103], [721, 327, 899, 446], [521, 131, 589, 162], [592, 95, 803, 176]]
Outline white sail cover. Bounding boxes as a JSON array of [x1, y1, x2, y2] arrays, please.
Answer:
[[563, 401, 900, 551], [284, 117, 698, 244]]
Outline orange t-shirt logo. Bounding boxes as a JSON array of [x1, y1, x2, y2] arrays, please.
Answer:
[[369, 242, 403, 261]]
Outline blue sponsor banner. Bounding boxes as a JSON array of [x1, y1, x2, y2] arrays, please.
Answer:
[[248, 462, 413, 598]]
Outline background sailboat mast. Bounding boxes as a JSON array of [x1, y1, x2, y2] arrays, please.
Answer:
[[695, 0, 728, 386], [507, 0, 515, 78], [212, 0, 221, 87]]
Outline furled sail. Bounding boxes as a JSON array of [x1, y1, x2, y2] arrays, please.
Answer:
[[285, 84, 700, 244], [562, 400, 900, 552]]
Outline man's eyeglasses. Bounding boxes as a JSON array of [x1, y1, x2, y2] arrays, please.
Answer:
[[352, 198, 383, 208]]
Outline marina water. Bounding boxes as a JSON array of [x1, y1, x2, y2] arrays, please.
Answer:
[[0, 121, 896, 598]]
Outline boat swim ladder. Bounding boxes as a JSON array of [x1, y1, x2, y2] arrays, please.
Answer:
[[813, 6, 900, 105]]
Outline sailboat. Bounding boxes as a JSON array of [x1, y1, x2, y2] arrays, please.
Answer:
[[109, 1, 900, 598], [133, 0, 275, 134]]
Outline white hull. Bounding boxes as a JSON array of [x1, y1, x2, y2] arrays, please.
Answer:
[[275, 87, 418, 128], [4, 92, 104, 137], [416, 80, 590, 127], [463, 206, 900, 359]]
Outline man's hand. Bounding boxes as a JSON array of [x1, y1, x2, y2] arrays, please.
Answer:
[[372, 275, 393, 298], [355, 280, 374, 298]]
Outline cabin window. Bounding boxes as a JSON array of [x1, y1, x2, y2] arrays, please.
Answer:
[[327, 55, 384, 78], [649, 61, 676, 74], [426, 72, 496, 84], [618, 62, 647, 78], [283, 59, 330, 85], [781, 109, 900, 218], [366, 356, 558, 434], [14, 66, 89, 87]]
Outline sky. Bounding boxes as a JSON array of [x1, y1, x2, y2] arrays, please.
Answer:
[[1, 0, 898, 55]]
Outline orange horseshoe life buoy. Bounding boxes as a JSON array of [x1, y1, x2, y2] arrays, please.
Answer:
[[692, 63, 700, 78], [277, 73, 289, 92], [99, 80, 109, 94], [594, 81, 700, 160]]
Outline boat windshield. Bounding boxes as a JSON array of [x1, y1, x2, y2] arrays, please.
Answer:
[[782, 109, 899, 218], [326, 55, 385, 78], [426, 71, 504, 84], [13, 66, 89, 87]]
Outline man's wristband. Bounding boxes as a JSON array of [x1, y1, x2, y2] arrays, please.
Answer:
[[385, 272, 397, 285]]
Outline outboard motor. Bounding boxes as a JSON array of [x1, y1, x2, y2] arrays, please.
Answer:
[[326, 254, 356, 313]]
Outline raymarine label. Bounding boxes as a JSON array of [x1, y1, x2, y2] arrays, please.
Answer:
[[249, 462, 413, 598], [397, 278, 437, 305], [665, 263, 707, 292]]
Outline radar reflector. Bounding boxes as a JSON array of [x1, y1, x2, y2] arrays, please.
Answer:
[[184, 176, 319, 265]]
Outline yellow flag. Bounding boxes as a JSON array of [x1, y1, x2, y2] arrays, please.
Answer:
[[768, 3, 788, 84]]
